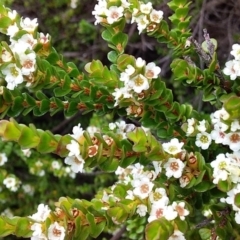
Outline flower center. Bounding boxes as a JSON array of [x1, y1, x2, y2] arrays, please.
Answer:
[[134, 75, 144, 86], [140, 183, 149, 193], [156, 208, 164, 218], [10, 66, 19, 77], [230, 133, 240, 143], [200, 135, 209, 143], [53, 227, 62, 237], [170, 162, 179, 171]]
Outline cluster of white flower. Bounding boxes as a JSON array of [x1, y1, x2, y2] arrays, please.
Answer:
[[113, 160, 189, 238], [0, 9, 50, 90], [112, 57, 161, 106], [92, 0, 164, 34], [30, 204, 65, 240], [99, 137, 189, 237], [131, 2, 164, 33], [64, 123, 86, 173], [185, 107, 240, 224], [92, 0, 130, 25], [223, 43, 240, 80]]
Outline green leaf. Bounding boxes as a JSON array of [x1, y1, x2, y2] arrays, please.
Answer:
[[0, 16, 12, 28], [234, 193, 240, 208], [37, 132, 58, 153], [217, 179, 232, 192], [15, 218, 32, 237], [107, 51, 118, 63], [199, 228, 211, 240], [145, 218, 174, 240], [18, 126, 40, 148]]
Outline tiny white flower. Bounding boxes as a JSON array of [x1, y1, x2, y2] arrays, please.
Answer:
[[223, 60, 240, 80], [140, 2, 153, 14], [66, 140, 80, 157], [145, 62, 161, 79], [172, 201, 190, 220], [71, 123, 84, 141], [20, 52, 36, 75], [0, 153, 7, 166], [162, 138, 184, 155], [20, 17, 38, 32], [22, 148, 31, 157], [1, 63, 24, 90], [3, 176, 19, 192], [152, 161, 162, 175], [64, 155, 85, 173], [31, 223, 46, 239], [128, 74, 149, 93], [231, 120, 240, 132], [135, 15, 149, 33], [136, 57, 146, 68], [136, 204, 148, 217], [109, 122, 116, 130], [149, 9, 163, 23], [164, 158, 185, 179], [105, 6, 124, 24], [230, 44, 240, 60], [149, 188, 169, 205], [30, 204, 51, 222], [164, 205, 178, 221], [223, 132, 240, 152], [52, 161, 61, 170], [132, 177, 154, 199], [168, 230, 186, 240], [48, 222, 65, 240], [197, 120, 207, 132], [8, 10, 17, 20], [1, 48, 12, 62], [6, 23, 19, 37], [148, 204, 167, 222], [210, 153, 230, 184], [195, 132, 212, 150]]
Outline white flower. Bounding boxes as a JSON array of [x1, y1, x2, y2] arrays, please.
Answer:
[[210, 153, 230, 184], [172, 201, 189, 220], [20, 17, 38, 32], [48, 222, 65, 240], [197, 120, 207, 132], [128, 74, 149, 93], [235, 211, 240, 224], [136, 204, 148, 217], [125, 64, 135, 76], [0, 153, 7, 166], [140, 2, 153, 14], [31, 223, 46, 239], [109, 122, 116, 130], [149, 188, 169, 205], [162, 138, 184, 155], [136, 57, 146, 68], [3, 177, 19, 192], [230, 44, 240, 60], [30, 204, 51, 222], [150, 9, 163, 23], [164, 158, 185, 178], [66, 140, 80, 157], [22, 184, 34, 196], [1, 48, 12, 62], [164, 205, 178, 221], [223, 60, 240, 80], [148, 204, 167, 222], [20, 52, 36, 75], [1, 63, 24, 90], [39, 33, 50, 44], [64, 155, 85, 173], [6, 23, 19, 37], [126, 190, 135, 200], [211, 127, 226, 144], [8, 10, 17, 20], [131, 177, 154, 199], [52, 161, 61, 170], [186, 118, 195, 136], [152, 161, 162, 175], [223, 132, 240, 152], [112, 87, 132, 106], [105, 6, 124, 24], [195, 132, 212, 150], [231, 120, 240, 132], [145, 62, 161, 79], [168, 230, 186, 240], [18, 34, 37, 49], [135, 15, 149, 33], [71, 123, 84, 141], [22, 148, 31, 157]]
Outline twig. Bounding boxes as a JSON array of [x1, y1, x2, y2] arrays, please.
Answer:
[[110, 225, 126, 240]]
